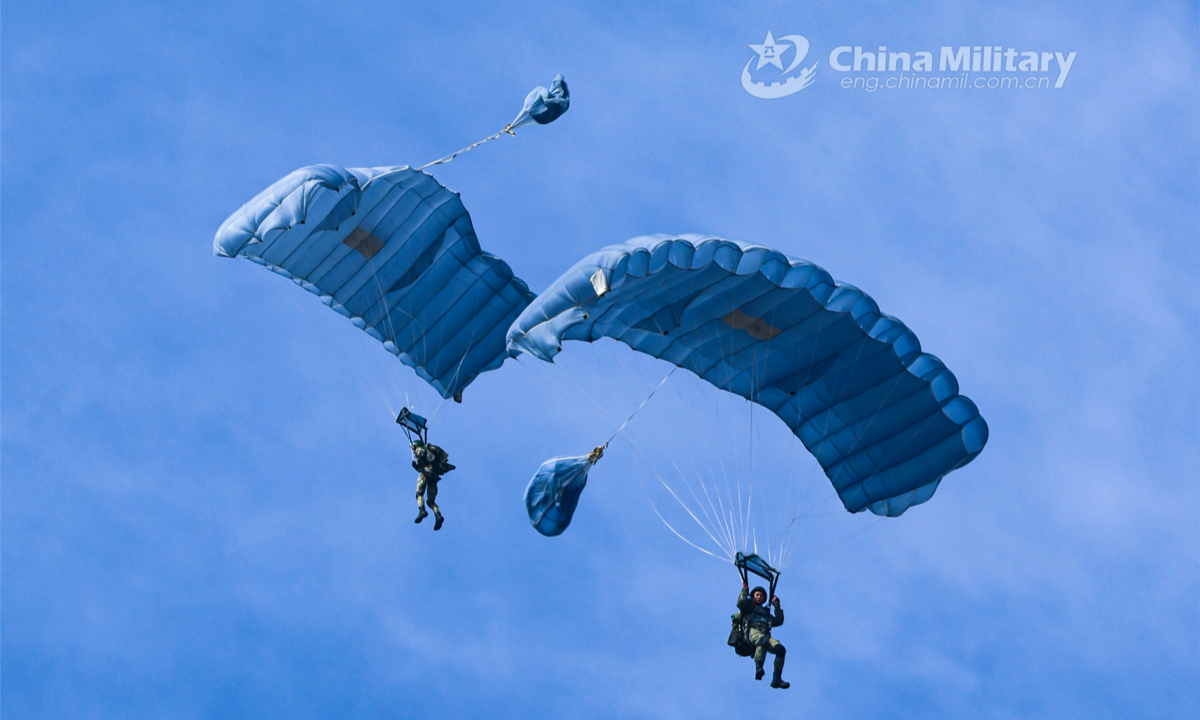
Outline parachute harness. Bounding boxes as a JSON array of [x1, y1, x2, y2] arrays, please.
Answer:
[[736, 552, 780, 600], [396, 407, 429, 446]]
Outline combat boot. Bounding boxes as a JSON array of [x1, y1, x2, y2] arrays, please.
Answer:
[[433, 514, 444, 531], [770, 673, 790, 689], [755, 666, 765, 681], [415, 508, 428, 524]]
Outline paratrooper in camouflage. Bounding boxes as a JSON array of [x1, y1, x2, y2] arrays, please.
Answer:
[[412, 441, 454, 531], [737, 585, 789, 689]]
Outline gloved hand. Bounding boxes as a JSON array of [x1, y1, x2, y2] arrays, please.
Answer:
[[771, 596, 780, 606]]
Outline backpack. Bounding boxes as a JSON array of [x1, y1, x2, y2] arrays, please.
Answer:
[[728, 615, 754, 657], [427, 444, 456, 475]]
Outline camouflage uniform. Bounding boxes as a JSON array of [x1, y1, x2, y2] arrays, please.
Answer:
[[413, 444, 444, 528], [737, 586, 787, 687]]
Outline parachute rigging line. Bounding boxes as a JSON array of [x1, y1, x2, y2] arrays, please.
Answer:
[[418, 127, 515, 170], [419, 74, 570, 170], [635, 468, 731, 562], [606, 366, 677, 446]]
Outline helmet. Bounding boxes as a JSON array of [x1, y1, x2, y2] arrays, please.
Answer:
[[751, 586, 768, 602]]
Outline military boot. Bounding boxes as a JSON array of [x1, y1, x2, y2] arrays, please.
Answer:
[[770, 673, 790, 689], [433, 514, 444, 531], [755, 666, 765, 681], [415, 508, 428, 524]]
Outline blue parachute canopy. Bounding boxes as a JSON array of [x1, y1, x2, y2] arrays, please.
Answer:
[[509, 74, 570, 131], [214, 164, 535, 399], [507, 234, 988, 517], [525, 455, 594, 536]]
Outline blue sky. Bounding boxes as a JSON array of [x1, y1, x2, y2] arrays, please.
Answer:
[[3, 1, 1197, 718]]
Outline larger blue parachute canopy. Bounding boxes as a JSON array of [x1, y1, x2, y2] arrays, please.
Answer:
[[507, 234, 988, 518], [509, 74, 570, 130], [525, 455, 594, 536], [214, 165, 535, 399]]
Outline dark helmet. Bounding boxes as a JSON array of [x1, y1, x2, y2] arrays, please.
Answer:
[[751, 586, 768, 602]]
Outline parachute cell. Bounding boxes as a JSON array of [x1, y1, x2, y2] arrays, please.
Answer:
[[214, 165, 535, 399], [525, 455, 594, 536], [507, 234, 987, 517]]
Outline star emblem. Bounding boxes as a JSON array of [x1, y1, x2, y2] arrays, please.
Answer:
[[749, 31, 791, 71]]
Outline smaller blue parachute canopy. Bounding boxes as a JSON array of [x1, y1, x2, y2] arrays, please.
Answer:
[[213, 165, 534, 399], [509, 75, 570, 130], [525, 454, 594, 537]]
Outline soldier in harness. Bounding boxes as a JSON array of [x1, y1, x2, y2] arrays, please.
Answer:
[[397, 409, 455, 531], [728, 553, 790, 689]]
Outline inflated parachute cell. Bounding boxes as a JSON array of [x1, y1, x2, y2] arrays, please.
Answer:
[[214, 165, 535, 399], [507, 235, 988, 517], [524, 455, 595, 536]]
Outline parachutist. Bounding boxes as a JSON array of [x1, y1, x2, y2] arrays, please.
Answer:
[[736, 584, 788, 689], [412, 439, 455, 531]]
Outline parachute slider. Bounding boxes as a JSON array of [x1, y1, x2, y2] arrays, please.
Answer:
[[735, 552, 780, 598], [396, 408, 428, 446]]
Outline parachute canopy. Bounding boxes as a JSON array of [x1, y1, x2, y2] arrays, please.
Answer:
[[507, 234, 988, 517], [525, 454, 595, 536], [214, 164, 535, 399], [509, 74, 570, 131]]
